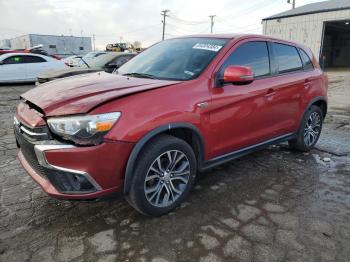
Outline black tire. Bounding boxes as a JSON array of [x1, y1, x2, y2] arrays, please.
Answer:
[[289, 105, 323, 152], [126, 135, 197, 216]]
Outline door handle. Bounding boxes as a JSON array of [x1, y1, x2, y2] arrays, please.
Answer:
[[265, 88, 276, 97], [304, 78, 311, 89], [197, 102, 208, 109]]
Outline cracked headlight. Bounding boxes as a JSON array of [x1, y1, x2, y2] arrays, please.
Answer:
[[47, 112, 121, 145]]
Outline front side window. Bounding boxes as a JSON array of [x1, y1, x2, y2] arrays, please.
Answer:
[[3, 55, 25, 64], [117, 38, 228, 80], [218, 41, 270, 79], [273, 43, 303, 74], [299, 49, 314, 71]]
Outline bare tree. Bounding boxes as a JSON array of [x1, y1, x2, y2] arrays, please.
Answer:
[[133, 41, 142, 48]]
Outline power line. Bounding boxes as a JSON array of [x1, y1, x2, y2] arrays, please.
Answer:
[[220, 0, 281, 21], [216, 17, 261, 31], [95, 24, 160, 38], [167, 22, 207, 34], [168, 15, 208, 25]]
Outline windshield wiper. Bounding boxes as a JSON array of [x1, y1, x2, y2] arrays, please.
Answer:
[[70, 51, 90, 68], [122, 73, 157, 79]]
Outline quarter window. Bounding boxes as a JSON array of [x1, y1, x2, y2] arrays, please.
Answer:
[[273, 43, 303, 73], [299, 49, 314, 71], [220, 41, 270, 78]]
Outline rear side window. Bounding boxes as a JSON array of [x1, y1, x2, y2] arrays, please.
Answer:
[[299, 49, 314, 71], [273, 43, 303, 74], [23, 56, 46, 63], [221, 41, 270, 77]]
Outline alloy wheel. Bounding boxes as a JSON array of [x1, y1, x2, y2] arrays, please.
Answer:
[[304, 112, 321, 146], [144, 150, 190, 207]]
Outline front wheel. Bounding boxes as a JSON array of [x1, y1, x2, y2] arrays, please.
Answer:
[[289, 105, 323, 152], [126, 135, 197, 216]]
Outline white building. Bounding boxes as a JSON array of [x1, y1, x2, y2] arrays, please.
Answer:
[[262, 0, 350, 68], [6, 34, 92, 57], [0, 39, 11, 49]]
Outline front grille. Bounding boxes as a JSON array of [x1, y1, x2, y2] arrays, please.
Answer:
[[14, 119, 51, 142], [15, 125, 47, 177]]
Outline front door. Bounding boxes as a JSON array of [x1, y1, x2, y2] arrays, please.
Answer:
[[0, 55, 28, 82], [208, 41, 277, 158]]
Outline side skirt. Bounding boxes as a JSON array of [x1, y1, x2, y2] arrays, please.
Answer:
[[200, 133, 297, 171]]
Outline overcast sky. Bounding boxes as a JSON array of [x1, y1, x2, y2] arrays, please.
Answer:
[[0, 0, 322, 49]]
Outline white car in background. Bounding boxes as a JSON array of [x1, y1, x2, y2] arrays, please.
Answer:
[[0, 53, 67, 83]]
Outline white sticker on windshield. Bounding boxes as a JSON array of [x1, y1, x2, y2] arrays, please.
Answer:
[[193, 43, 223, 52], [184, 70, 194, 76]]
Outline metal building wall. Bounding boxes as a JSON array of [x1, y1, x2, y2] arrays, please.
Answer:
[[7, 34, 92, 56], [262, 9, 350, 60], [29, 35, 92, 56], [0, 39, 11, 48], [9, 35, 32, 50]]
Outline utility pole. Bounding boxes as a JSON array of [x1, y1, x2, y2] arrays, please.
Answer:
[[93, 34, 96, 51], [161, 10, 170, 40], [209, 15, 216, 33], [287, 0, 296, 9]]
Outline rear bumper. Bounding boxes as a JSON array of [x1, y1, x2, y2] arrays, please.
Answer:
[[17, 140, 134, 200]]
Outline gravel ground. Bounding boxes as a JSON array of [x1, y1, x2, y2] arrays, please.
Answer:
[[0, 71, 349, 262]]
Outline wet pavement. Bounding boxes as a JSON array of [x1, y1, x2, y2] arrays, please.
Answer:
[[0, 71, 349, 262]]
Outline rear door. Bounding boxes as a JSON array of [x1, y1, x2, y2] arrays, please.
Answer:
[[269, 42, 305, 134], [23, 55, 49, 80], [0, 55, 28, 82]]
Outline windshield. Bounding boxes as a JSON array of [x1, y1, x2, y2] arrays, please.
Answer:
[[88, 53, 116, 68], [117, 37, 228, 80]]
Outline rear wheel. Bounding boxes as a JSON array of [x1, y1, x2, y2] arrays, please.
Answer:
[[289, 105, 323, 151], [127, 135, 197, 216]]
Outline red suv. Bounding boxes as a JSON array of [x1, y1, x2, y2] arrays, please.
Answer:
[[15, 34, 328, 216]]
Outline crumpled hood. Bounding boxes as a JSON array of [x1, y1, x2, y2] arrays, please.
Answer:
[[22, 72, 180, 116]]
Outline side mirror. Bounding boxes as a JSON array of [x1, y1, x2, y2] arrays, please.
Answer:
[[222, 65, 255, 85]]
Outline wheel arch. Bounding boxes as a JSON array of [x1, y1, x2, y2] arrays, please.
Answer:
[[296, 96, 327, 133], [123, 123, 206, 195], [311, 98, 327, 119], [302, 96, 327, 121]]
